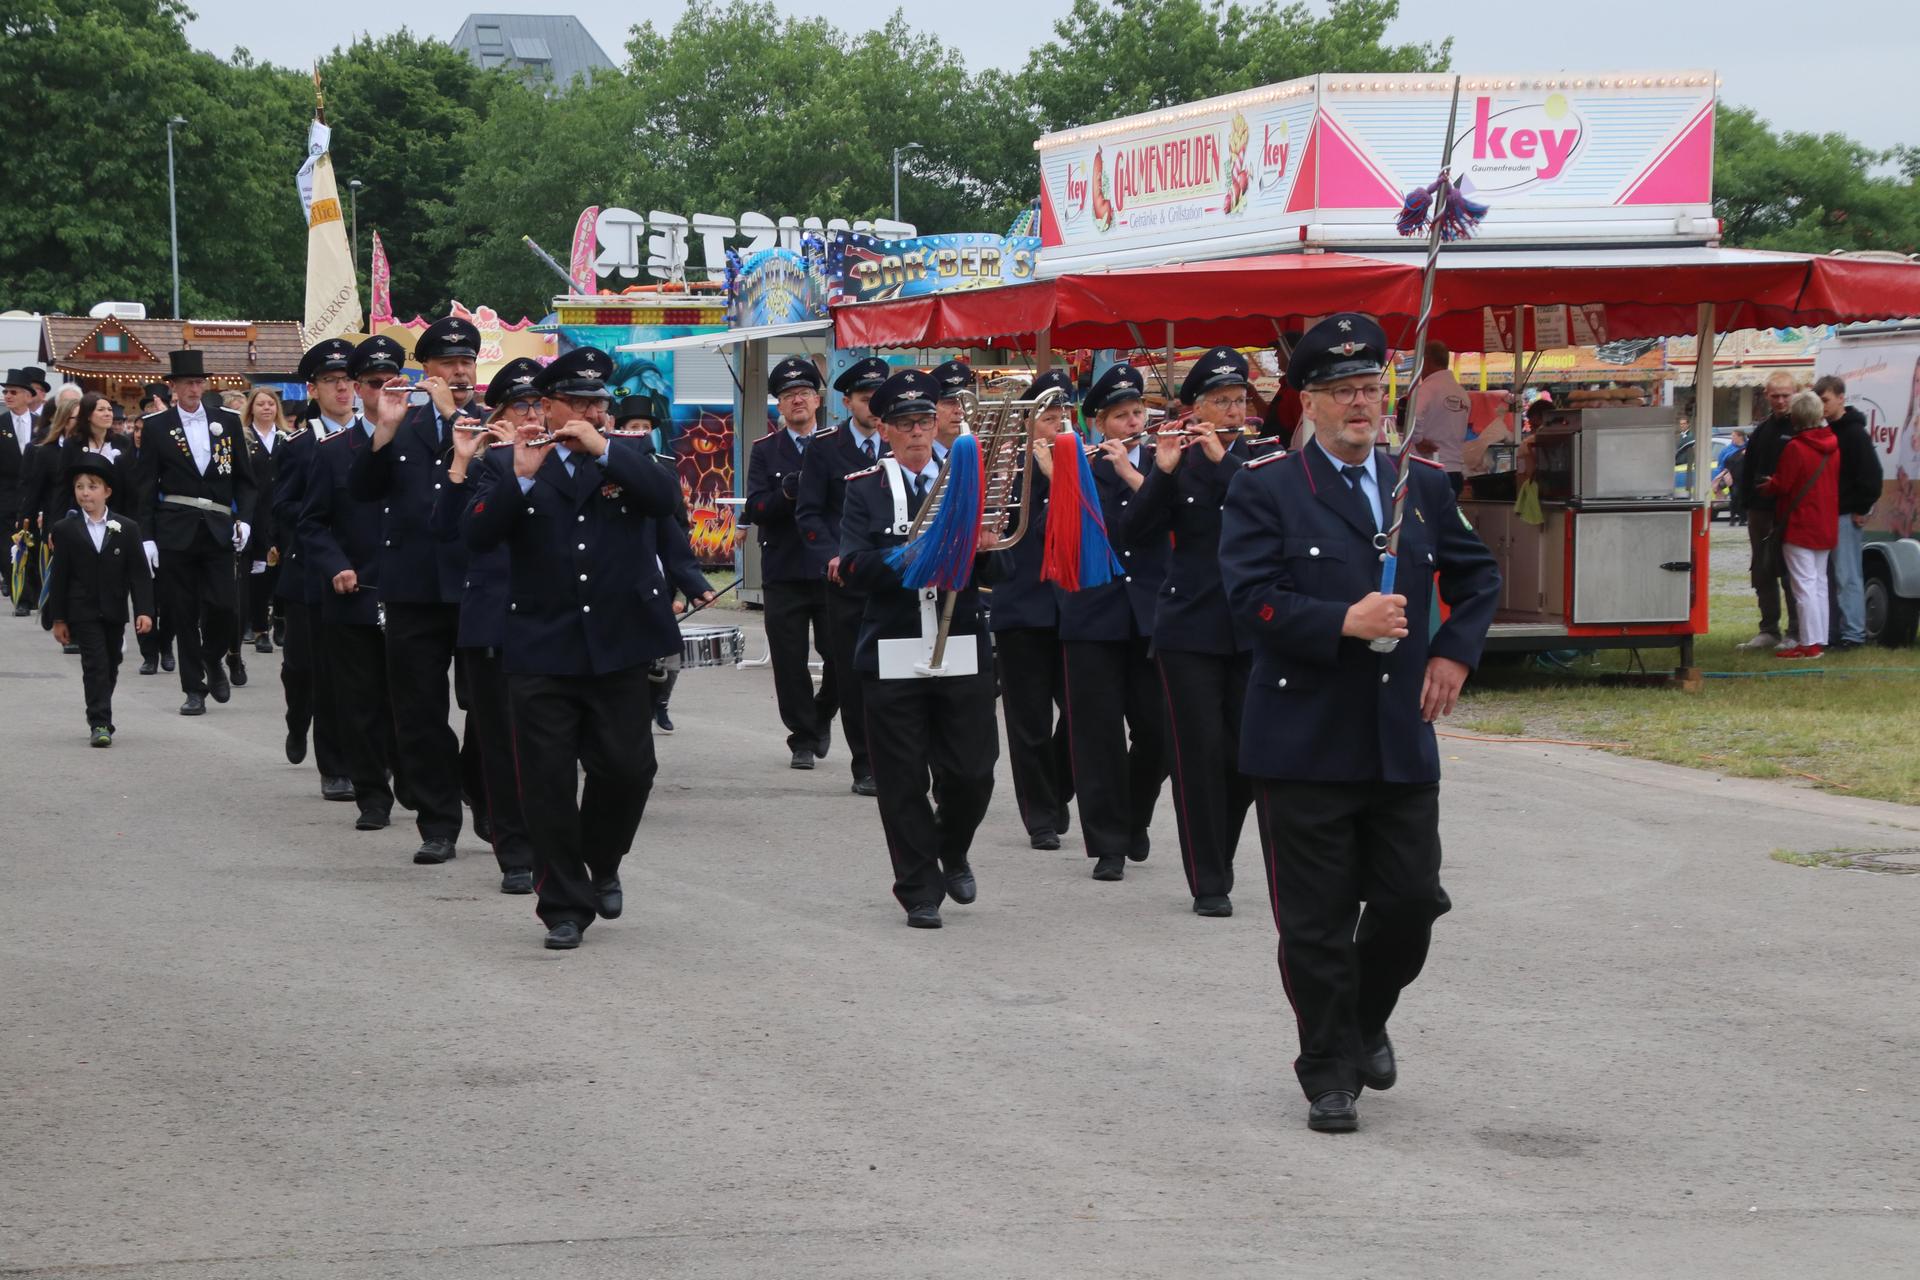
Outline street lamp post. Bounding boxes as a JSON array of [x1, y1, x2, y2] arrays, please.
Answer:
[[891, 142, 924, 223], [348, 179, 363, 271], [165, 116, 186, 318]]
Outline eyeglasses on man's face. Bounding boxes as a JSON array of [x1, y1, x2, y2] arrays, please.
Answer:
[[1315, 382, 1387, 406]]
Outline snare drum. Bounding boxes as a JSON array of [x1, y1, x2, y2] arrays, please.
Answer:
[[680, 623, 746, 669]]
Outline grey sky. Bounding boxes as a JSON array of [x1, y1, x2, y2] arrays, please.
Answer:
[[184, 0, 1918, 151]]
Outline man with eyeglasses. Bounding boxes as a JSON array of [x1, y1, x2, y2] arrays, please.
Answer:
[[745, 356, 839, 771], [1122, 346, 1269, 918], [1220, 313, 1499, 1134], [837, 369, 1004, 929], [1733, 372, 1805, 650], [929, 358, 974, 461]]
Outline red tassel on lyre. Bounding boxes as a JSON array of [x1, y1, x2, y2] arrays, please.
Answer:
[[1042, 432, 1085, 589]]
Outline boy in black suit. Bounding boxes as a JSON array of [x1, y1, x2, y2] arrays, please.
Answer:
[[44, 453, 155, 746]]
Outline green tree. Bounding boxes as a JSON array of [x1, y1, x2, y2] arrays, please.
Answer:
[[1021, 0, 1450, 132], [1715, 105, 1920, 255]]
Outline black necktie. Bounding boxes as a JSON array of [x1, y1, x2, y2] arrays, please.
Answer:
[[911, 471, 931, 515], [863, 438, 876, 461], [1341, 464, 1379, 531]]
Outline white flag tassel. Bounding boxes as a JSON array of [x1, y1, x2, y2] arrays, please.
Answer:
[[296, 120, 330, 218], [301, 128, 362, 347]]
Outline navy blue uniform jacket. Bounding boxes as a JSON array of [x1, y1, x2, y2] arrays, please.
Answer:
[[1219, 445, 1500, 784], [1124, 438, 1254, 655], [272, 428, 323, 605], [744, 429, 814, 583], [297, 426, 385, 628], [348, 402, 474, 605], [462, 437, 695, 677], [795, 421, 888, 585], [1056, 449, 1166, 643], [985, 469, 1059, 632]]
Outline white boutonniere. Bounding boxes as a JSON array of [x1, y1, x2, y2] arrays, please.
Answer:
[[106, 519, 122, 534], [209, 423, 223, 437]]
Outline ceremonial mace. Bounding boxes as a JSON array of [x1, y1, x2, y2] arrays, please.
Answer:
[[1371, 75, 1482, 654]]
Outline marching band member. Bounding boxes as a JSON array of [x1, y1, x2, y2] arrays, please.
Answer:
[[353, 315, 485, 866], [745, 356, 838, 771], [1219, 314, 1499, 1132], [434, 357, 542, 894], [988, 368, 1074, 850], [1058, 363, 1168, 882], [1124, 347, 1265, 917], [838, 369, 1004, 929], [795, 355, 890, 795], [134, 349, 256, 716], [929, 358, 973, 461], [461, 347, 707, 951], [297, 339, 398, 834]]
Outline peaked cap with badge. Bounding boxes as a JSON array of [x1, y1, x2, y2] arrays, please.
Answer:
[[768, 356, 824, 397], [1178, 346, 1252, 403], [485, 357, 545, 409], [832, 356, 890, 396], [297, 339, 355, 383], [415, 316, 481, 362], [1285, 313, 1388, 390], [871, 369, 941, 421], [534, 346, 614, 399], [1083, 362, 1147, 415], [350, 335, 408, 380], [930, 358, 974, 401]]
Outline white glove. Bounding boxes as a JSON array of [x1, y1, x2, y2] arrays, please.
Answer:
[[143, 541, 159, 571], [250, 559, 268, 575], [233, 521, 251, 551]]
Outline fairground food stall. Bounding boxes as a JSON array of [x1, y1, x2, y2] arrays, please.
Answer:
[[834, 72, 1920, 671]]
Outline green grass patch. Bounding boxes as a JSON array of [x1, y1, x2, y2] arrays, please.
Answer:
[[1769, 848, 1855, 869]]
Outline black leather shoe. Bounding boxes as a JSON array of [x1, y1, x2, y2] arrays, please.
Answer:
[[1128, 831, 1150, 862], [944, 863, 977, 905], [1092, 855, 1126, 881], [1029, 828, 1061, 851], [501, 868, 534, 894], [413, 837, 457, 865], [242, 628, 255, 643], [226, 657, 247, 687], [1194, 895, 1233, 917], [255, 634, 273, 654], [906, 904, 942, 929], [11, 602, 28, 617], [1360, 1034, 1397, 1092], [790, 747, 816, 770], [208, 670, 231, 703], [138, 657, 158, 675], [179, 694, 206, 716], [595, 877, 623, 919], [1308, 1091, 1359, 1133], [544, 921, 582, 950], [814, 731, 831, 760], [355, 807, 390, 831], [851, 775, 877, 797], [321, 776, 355, 801], [161, 652, 175, 672], [285, 729, 307, 765]]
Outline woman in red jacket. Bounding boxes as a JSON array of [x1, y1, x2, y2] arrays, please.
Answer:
[[1760, 391, 1840, 658]]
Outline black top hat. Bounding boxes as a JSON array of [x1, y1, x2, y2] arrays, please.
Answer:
[[65, 450, 121, 490], [1286, 314, 1388, 390], [871, 370, 941, 421], [164, 349, 207, 381], [20, 365, 51, 393], [350, 335, 408, 380], [1179, 347, 1252, 403], [297, 339, 356, 383], [1084, 363, 1146, 415], [611, 394, 658, 427], [832, 356, 890, 396], [2, 368, 34, 392], [486, 358, 544, 409], [930, 358, 974, 400], [416, 316, 481, 362], [534, 346, 614, 400], [768, 356, 824, 397], [1027, 368, 1077, 405]]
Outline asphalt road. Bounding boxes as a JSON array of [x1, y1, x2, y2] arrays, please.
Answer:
[[3, 608, 1916, 1278]]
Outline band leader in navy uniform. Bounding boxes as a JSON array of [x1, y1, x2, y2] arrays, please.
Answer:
[[745, 355, 839, 771], [837, 369, 1005, 929], [461, 346, 706, 951], [794, 355, 890, 796], [1123, 347, 1269, 918], [1058, 362, 1169, 882], [1218, 312, 1499, 1134]]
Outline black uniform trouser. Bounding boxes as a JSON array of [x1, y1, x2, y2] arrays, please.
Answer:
[[159, 531, 238, 697], [762, 579, 836, 752], [862, 668, 999, 911], [822, 584, 871, 779], [137, 596, 174, 663], [510, 665, 656, 931], [1157, 649, 1253, 900], [71, 619, 125, 729], [381, 601, 464, 841], [1062, 636, 1167, 860], [1745, 508, 1800, 639], [995, 627, 1072, 837], [244, 563, 280, 633], [462, 647, 532, 875], [322, 620, 394, 815], [1254, 780, 1451, 1100], [281, 600, 346, 779]]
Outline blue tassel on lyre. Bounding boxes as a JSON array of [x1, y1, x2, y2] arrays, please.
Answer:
[[887, 433, 984, 590], [1041, 431, 1122, 591], [1397, 177, 1489, 242]]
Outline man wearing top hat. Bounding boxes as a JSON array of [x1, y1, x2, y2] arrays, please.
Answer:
[[134, 349, 257, 715], [352, 315, 485, 865], [3, 368, 40, 611], [745, 355, 838, 771], [461, 346, 701, 950], [1219, 313, 1499, 1133], [929, 357, 973, 460], [795, 354, 890, 795]]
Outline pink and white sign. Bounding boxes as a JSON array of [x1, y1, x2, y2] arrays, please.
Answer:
[[1036, 72, 1718, 274]]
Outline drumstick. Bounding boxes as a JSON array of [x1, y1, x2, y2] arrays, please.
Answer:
[[675, 575, 742, 624]]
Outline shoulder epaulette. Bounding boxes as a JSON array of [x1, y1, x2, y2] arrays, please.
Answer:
[[320, 428, 354, 444], [1244, 450, 1289, 469], [845, 464, 883, 481], [810, 425, 839, 440], [1409, 453, 1446, 470], [142, 410, 167, 421]]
